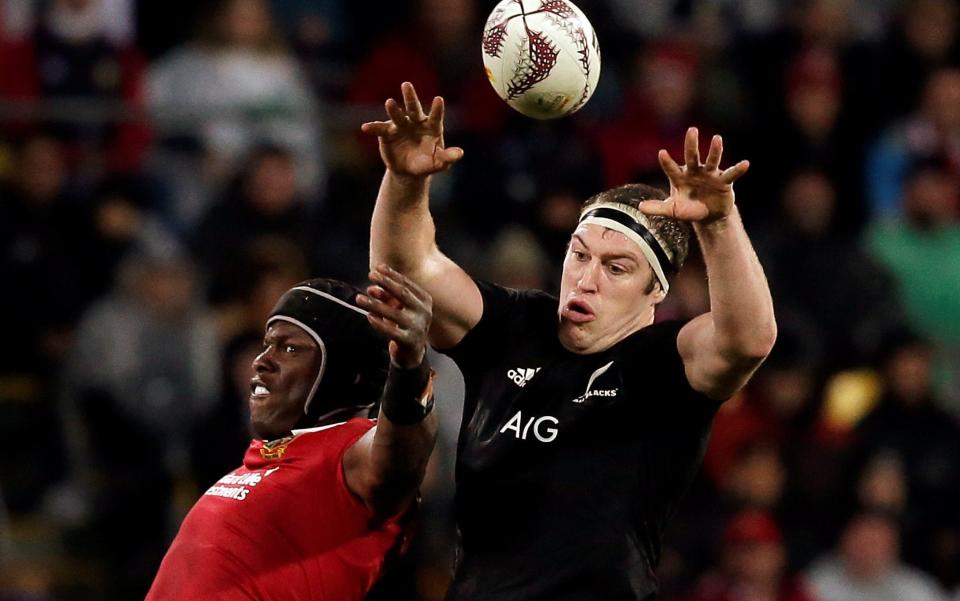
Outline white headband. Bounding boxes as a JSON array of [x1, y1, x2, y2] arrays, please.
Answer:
[[577, 201, 675, 293]]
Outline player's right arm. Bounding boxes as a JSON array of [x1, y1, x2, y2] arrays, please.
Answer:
[[344, 265, 439, 521], [361, 82, 482, 349]]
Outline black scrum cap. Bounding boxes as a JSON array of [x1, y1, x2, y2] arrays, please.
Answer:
[[267, 279, 388, 423]]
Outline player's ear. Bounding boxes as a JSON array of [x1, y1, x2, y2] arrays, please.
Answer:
[[648, 277, 667, 305]]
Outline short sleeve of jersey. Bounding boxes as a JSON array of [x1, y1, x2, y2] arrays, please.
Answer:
[[619, 319, 721, 424], [444, 279, 555, 375]]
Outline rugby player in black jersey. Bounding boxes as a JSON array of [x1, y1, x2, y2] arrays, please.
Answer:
[[361, 82, 777, 601]]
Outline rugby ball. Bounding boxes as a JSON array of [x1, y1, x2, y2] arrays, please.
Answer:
[[482, 0, 601, 120]]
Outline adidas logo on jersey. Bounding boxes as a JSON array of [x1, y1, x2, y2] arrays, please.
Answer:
[[507, 367, 541, 387]]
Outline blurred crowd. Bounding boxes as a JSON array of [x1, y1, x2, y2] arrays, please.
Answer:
[[1, 0, 959, 599]]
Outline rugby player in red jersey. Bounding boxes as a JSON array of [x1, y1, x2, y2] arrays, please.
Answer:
[[147, 265, 438, 600]]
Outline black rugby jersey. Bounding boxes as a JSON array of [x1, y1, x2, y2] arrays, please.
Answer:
[[443, 281, 721, 601]]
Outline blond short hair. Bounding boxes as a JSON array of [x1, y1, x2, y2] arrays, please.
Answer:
[[581, 183, 692, 279]]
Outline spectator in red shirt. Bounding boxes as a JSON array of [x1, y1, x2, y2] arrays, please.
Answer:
[[689, 510, 820, 601], [0, 0, 150, 172], [598, 42, 713, 188]]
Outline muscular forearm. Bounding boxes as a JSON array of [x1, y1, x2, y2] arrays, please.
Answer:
[[366, 410, 437, 509], [695, 207, 777, 361], [370, 171, 440, 276], [370, 409, 437, 470], [369, 170, 483, 348], [363, 360, 438, 518]]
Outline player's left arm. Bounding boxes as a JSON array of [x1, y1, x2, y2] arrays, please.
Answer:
[[639, 128, 777, 401], [343, 264, 439, 520]]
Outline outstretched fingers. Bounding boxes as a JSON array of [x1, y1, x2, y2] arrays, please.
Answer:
[[360, 120, 397, 137], [360, 288, 406, 323], [704, 135, 723, 171], [426, 95, 445, 131], [658, 149, 683, 181], [371, 264, 431, 307], [638, 198, 710, 222], [401, 81, 426, 121], [367, 284, 401, 310], [385, 97, 409, 128], [637, 199, 678, 218], [684, 127, 701, 168], [439, 146, 465, 164], [362, 288, 413, 330], [361, 265, 433, 355], [365, 310, 405, 342], [721, 160, 750, 184]]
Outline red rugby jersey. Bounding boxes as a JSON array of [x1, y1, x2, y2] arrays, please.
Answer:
[[147, 418, 406, 600]]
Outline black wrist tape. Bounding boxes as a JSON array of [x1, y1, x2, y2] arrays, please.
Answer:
[[381, 357, 435, 425]]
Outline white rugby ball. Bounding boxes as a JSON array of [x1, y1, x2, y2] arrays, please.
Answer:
[[482, 0, 601, 120]]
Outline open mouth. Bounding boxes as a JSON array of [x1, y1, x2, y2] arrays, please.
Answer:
[[562, 298, 596, 323], [250, 380, 271, 399]]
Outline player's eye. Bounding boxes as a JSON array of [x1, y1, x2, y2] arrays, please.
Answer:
[[607, 263, 627, 275], [284, 345, 297, 353], [572, 250, 588, 261]]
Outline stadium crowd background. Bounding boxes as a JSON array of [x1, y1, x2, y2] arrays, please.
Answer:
[[1, 0, 959, 599]]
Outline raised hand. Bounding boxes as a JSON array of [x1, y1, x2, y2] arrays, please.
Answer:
[[639, 127, 750, 224], [357, 264, 434, 369], [360, 82, 464, 178]]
